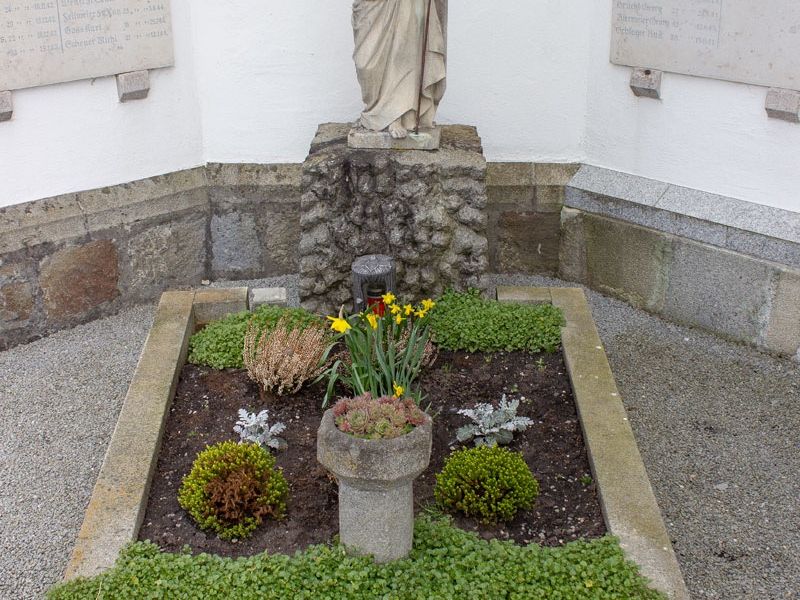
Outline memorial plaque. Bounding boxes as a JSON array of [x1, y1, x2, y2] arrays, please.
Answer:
[[611, 1, 800, 90], [0, 0, 174, 91]]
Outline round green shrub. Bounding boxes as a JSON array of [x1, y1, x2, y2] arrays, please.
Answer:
[[178, 441, 288, 540], [434, 445, 539, 523]]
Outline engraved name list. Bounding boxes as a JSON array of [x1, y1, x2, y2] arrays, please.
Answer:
[[0, 0, 173, 90]]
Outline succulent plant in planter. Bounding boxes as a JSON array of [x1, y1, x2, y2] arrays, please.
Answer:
[[317, 394, 432, 563], [332, 393, 428, 440]]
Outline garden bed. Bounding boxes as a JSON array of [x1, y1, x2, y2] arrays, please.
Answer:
[[138, 349, 605, 557], [62, 286, 689, 599]]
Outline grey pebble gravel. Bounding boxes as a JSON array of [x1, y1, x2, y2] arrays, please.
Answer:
[[1, 273, 798, 599]]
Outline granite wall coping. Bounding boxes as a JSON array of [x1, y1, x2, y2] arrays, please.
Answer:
[[566, 165, 800, 269]]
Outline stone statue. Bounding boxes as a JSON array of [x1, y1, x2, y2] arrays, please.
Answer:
[[351, 0, 447, 142]]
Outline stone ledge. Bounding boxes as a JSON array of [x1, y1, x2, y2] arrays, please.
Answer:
[[64, 290, 195, 580], [498, 286, 690, 600], [63, 287, 273, 580], [566, 165, 800, 269], [0, 168, 209, 255]]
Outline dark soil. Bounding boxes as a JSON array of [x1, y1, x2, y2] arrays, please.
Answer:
[[138, 350, 606, 558]]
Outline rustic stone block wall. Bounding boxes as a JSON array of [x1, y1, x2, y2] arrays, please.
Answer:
[[0, 169, 209, 350], [207, 163, 301, 281], [560, 166, 800, 359], [0, 157, 581, 350], [486, 162, 579, 275], [299, 123, 489, 314]]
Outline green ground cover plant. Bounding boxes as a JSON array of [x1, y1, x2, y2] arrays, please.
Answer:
[[49, 517, 663, 600], [188, 306, 320, 369], [435, 446, 539, 523], [429, 289, 564, 353]]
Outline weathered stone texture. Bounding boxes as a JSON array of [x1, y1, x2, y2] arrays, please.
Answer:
[[584, 213, 671, 312], [664, 240, 774, 343], [124, 216, 206, 301], [0, 282, 33, 325], [39, 241, 119, 320], [763, 270, 800, 357], [496, 211, 561, 274], [299, 123, 488, 313], [209, 164, 302, 280]]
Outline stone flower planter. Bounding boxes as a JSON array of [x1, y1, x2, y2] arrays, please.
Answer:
[[316, 409, 432, 563]]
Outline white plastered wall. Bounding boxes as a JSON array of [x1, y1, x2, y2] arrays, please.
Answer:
[[0, 0, 204, 209], [0, 0, 798, 213], [583, 1, 800, 212]]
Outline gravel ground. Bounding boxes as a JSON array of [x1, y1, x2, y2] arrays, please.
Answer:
[[0, 304, 156, 600], [1, 274, 798, 599]]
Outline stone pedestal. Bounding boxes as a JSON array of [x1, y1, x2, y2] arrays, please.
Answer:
[[348, 126, 441, 150], [317, 410, 432, 563], [300, 123, 488, 314]]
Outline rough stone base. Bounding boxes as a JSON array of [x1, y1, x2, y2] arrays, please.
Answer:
[[299, 123, 489, 314]]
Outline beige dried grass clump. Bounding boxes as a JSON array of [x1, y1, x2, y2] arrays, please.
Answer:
[[243, 316, 329, 396]]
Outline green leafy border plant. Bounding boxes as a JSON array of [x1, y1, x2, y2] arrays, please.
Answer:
[[188, 305, 321, 369], [49, 517, 664, 599], [429, 289, 565, 354]]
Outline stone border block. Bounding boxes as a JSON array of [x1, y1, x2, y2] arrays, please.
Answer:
[[763, 270, 800, 358], [630, 68, 663, 99], [64, 291, 195, 580], [250, 287, 288, 308], [499, 287, 690, 600], [193, 287, 249, 325], [0, 90, 12, 122], [496, 286, 552, 305], [116, 70, 150, 103], [765, 88, 800, 123]]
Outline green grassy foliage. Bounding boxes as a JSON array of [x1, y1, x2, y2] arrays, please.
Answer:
[[435, 446, 539, 523], [49, 517, 664, 600], [188, 305, 320, 369], [429, 290, 564, 353]]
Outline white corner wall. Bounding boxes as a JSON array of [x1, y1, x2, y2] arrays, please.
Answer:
[[0, 0, 204, 209], [0, 0, 798, 213], [584, 2, 800, 212]]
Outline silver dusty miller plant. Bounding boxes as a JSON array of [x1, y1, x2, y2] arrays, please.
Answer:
[[456, 395, 533, 447], [233, 408, 287, 451]]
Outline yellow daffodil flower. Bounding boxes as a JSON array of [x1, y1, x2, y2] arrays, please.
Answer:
[[392, 382, 404, 398], [415, 309, 427, 318], [422, 299, 435, 311], [327, 316, 351, 334], [395, 314, 404, 325], [382, 292, 396, 305], [404, 304, 413, 316], [390, 303, 401, 315], [366, 313, 378, 330]]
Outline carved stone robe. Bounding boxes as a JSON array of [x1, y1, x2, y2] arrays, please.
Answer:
[[352, 0, 447, 132]]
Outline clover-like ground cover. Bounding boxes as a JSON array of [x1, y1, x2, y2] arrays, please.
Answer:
[[50, 517, 663, 600]]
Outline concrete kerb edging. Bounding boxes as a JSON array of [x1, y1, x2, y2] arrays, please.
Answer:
[[63, 287, 288, 581], [497, 286, 690, 600]]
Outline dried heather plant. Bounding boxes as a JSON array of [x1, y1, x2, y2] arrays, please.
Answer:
[[243, 316, 329, 396]]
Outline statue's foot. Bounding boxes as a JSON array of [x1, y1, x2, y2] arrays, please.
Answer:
[[388, 119, 408, 139]]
